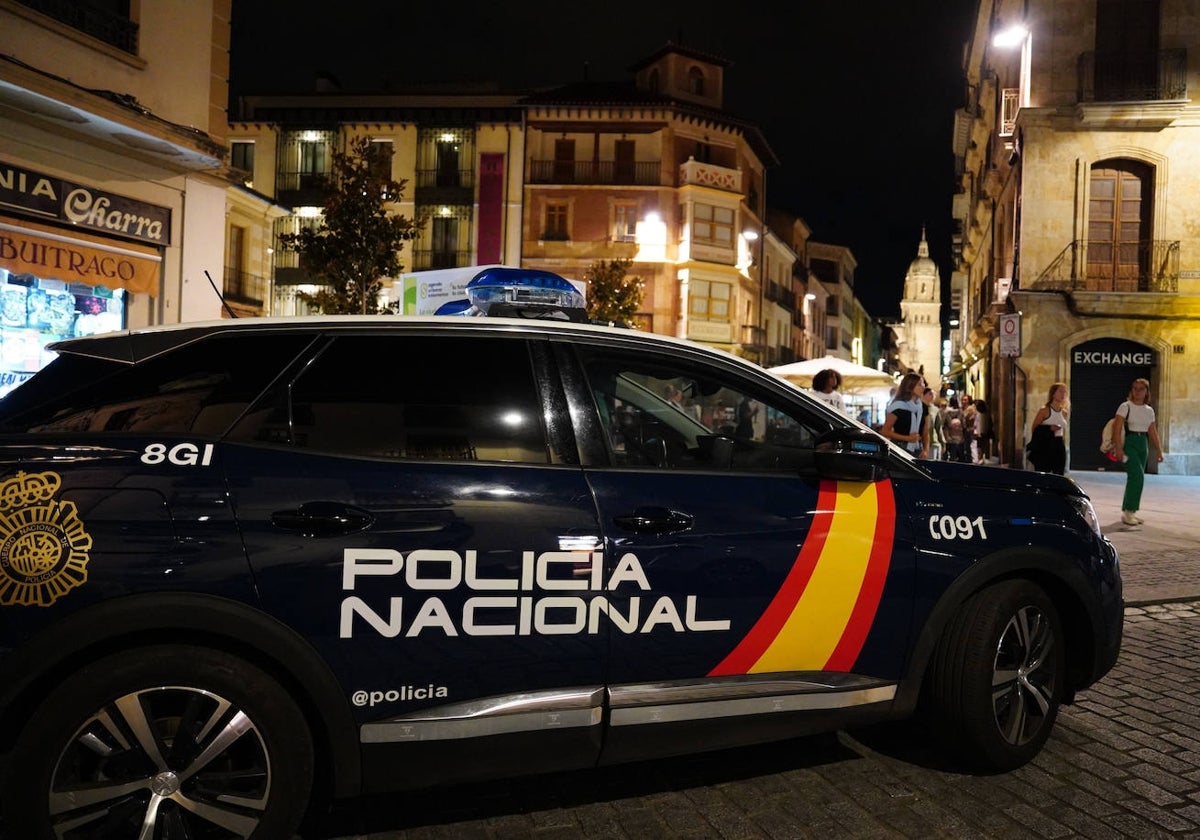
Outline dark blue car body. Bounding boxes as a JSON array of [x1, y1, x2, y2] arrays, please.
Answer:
[[0, 316, 1122, 838]]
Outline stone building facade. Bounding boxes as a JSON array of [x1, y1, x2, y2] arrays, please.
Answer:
[[0, 0, 262, 365], [952, 0, 1200, 474]]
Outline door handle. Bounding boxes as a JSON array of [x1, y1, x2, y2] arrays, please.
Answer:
[[613, 507, 694, 535], [271, 502, 375, 537]]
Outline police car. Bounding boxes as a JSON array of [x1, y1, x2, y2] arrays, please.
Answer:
[[0, 274, 1121, 839]]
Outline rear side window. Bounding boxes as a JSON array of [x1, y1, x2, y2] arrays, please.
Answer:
[[230, 334, 551, 464], [0, 333, 313, 435]]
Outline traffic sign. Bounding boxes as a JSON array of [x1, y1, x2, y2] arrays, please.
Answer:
[[999, 313, 1021, 357]]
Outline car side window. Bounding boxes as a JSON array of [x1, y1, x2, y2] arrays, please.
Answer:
[[4, 333, 313, 435], [575, 346, 827, 472], [231, 334, 550, 464]]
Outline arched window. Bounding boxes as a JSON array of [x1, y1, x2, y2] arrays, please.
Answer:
[[1087, 159, 1153, 291], [648, 69, 660, 94], [687, 66, 705, 95]]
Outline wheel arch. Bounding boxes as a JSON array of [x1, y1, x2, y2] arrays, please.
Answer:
[[0, 592, 360, 798], [893, 546, 1103, 716]]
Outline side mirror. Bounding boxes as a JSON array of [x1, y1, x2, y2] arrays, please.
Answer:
[[814, 428, 888, 482]]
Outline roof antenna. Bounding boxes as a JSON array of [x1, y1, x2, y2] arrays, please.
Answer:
[[204, 269, 239, 318]]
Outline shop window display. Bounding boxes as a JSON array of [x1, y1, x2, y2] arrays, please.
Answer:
[[0, 268, 124, 397]]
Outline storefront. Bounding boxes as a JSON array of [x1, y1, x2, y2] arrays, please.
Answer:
[[0, 161, 168, 396]]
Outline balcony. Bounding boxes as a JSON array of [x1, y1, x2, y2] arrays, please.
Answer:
[[223, 268, 266, 307], [679, 159, 743, 194], [1030, 239, 1180, 293], [765, 280, 795, 311], [414, 169, 475, 205], [528, 160, 662, 186], [276, 171, 329, 208], [411, 250, 471, 271], [523, 238, 636, 261], [999, 88, 1019, 136], [1077, 49, 1187, 103], [16, 0, 138, 53]]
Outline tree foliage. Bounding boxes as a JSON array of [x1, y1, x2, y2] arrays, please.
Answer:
[[584, 258, 644, 327], [278, 136, 420, 314]]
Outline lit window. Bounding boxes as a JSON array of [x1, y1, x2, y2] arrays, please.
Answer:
[[690, 280, 731, 321], [613, 202, 638, 242], [693, 204, 734, 246]]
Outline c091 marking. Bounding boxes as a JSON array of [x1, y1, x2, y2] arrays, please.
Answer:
[[929, 515, 988, 541]]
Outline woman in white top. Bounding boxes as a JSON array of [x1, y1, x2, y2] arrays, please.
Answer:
[[1112, 377, 1163, 525], [1028, 382, 1069, 475]]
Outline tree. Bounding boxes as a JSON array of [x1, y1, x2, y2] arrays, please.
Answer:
[[584, 258, 644, 327], [278, 136, 420, 314]]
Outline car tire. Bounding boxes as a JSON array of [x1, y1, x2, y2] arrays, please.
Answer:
[[925, 579, 1064, 771], [2, 644, 314, 839]]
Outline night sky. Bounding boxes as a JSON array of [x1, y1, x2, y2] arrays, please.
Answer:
[[229, 0, 977, 318]]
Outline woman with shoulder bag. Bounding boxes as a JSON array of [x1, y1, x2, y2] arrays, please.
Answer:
[[1028, 382, 1068, 475], [1112, 378, 1164, 526]]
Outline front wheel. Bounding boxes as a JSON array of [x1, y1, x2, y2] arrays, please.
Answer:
[[924, 579, 1065, 771], [3, 645, 314, 839]]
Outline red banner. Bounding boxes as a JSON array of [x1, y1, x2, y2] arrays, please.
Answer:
[[477, 153, 504, 265]]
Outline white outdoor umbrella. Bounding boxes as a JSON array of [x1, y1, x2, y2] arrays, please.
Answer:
[[768, 356, 897, 395]]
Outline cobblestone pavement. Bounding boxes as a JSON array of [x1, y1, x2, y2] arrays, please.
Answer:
[[323, 601, 1200, 839]]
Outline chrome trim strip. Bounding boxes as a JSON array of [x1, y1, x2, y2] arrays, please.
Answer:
[[360, 687, 604, 744], [608, 672, 887, 707], [609, 684, 897, 727]]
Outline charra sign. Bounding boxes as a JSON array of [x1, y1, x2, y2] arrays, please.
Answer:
[[0, 161, 171, 247]]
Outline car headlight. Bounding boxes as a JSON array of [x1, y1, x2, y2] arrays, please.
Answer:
[[1068, 495, 1102, 536]]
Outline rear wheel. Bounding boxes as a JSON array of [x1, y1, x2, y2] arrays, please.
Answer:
[[925, 579, 1064, 771], [3, 645, 313, 839]]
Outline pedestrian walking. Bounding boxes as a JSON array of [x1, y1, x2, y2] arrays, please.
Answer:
[[881, 373, 926, 456], [1113, 377, 1164, 526], [1027, 382, 1069, 475], [942, 396, 969, 462], [923, 388, 944, 461], [961, 395, 978, 462], [971, 399, 992, 463]]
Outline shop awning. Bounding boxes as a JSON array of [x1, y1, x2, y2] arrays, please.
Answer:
[[0, 217, 161, 296]]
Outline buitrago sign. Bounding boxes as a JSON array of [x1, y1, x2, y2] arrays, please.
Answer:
[[0, 161, 171, 247], [999, 312, 1021, 357]]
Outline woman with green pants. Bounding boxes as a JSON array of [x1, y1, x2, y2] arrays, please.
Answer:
[[1112, 378, 1164, 526]]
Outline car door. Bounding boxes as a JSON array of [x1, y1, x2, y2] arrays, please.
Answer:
[[559, 339, 917, 763], [223, 329, 608, 787]]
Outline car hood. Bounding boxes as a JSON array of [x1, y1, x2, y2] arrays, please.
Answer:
[[919, 460, 1086, 498]]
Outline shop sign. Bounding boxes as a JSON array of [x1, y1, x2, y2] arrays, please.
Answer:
[[1071, 346, 1155, 366], [0, 161, 171, 247], [0, 219, 161, 296]]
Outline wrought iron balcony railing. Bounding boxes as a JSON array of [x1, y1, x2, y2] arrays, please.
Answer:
[[764, 280, 795, 311], [1077, 49, 1187, 103], [411, 249, 471, 270], [223, 268, 266, 307], [1030, 239, 1180, 293], [16, 0, 138, 53], [529, 160, 662, 186], [415, 169, 475, 189]]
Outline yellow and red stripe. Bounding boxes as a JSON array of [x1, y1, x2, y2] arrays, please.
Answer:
[[709, 478, 896, 676]]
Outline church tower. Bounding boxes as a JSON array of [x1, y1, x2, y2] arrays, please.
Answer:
[[898, 227, 942, 392]]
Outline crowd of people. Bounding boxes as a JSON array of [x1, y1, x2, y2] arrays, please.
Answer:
[[871, 373, 993, 464], [807, 370, 1163, 520]]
